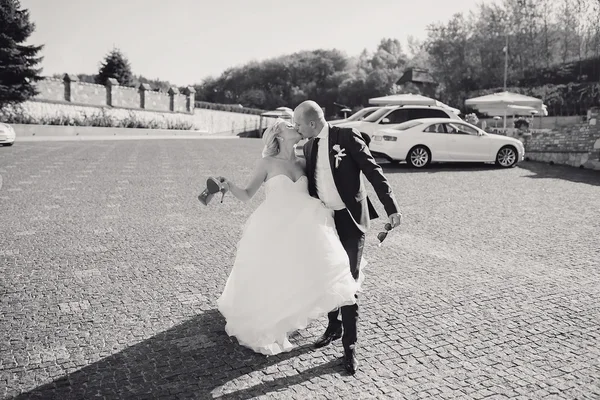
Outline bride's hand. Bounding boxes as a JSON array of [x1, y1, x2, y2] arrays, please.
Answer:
[[217, 176, 230, 191]]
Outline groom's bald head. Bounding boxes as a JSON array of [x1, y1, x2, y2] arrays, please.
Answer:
[[293, 100, 326, 138], [295, 100, 324, 121]]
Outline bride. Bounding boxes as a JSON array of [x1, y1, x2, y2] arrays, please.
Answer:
[[216, 119, 360, 356]]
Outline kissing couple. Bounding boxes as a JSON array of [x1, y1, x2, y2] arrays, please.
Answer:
[[215, 100, 401, 374]]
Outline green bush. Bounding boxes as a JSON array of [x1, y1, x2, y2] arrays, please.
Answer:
[[0, 103, 196, 130]]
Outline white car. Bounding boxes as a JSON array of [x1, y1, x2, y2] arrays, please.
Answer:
[[0, 123, 16, 146], [329, 106, 382, 126], [335, 105, 461, 138], [369, 118, 525, 168]]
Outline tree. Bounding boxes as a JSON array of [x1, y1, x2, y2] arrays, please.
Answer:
[[95, 48, 133, 86], [0, 0, 43, 108], [425, 13, 478, 105], [405, 36, 430, 70]]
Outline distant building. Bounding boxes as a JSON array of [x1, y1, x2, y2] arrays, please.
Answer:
[[395, 67, 438, 98]]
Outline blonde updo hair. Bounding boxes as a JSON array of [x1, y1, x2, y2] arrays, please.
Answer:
[[261, 119, 287, 158]]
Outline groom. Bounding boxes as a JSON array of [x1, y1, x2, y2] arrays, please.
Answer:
[[293, 101, 401, 374]]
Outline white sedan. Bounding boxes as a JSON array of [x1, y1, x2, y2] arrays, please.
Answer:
[[0, 123, 16, 146], [369, 118, 525, 168]]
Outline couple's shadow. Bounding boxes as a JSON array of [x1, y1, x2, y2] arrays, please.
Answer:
[[15, 310, 344, 399]]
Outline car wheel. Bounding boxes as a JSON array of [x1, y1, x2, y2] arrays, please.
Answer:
[[496, 146, 517, 168], [407, 145, 430, 168], [5, 143, 14, 147]]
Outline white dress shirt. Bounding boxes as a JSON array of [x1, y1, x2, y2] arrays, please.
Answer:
[[315, 124, 346, 211]]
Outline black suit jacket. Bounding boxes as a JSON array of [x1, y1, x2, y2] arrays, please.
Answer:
[[303, 125, 400, 233]]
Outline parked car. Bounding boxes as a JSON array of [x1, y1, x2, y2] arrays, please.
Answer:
[[329, 106, 382, 126], [369, 118, 525, 168], [334, 105, 461, 138], [0, 123, 16, 146]]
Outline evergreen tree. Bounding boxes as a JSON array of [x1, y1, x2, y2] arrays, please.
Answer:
[[0, 0, 43, 108], [95, 48, 133, 86]]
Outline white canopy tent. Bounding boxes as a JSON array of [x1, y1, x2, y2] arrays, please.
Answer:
[[369, 94, 461, 115], [465, 91, 547, 128]]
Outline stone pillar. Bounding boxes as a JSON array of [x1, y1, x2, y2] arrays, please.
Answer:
[[168, 87, 179, 112], [139, 83, 151, 109], [184, 87, 196, 113], [63, 74, 79, 102], [105, 78, 119, 107]]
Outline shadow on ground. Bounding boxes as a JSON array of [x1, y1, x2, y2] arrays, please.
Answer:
[[14, 310, 343, 399], [379, 160, 600, 186], [379, 161, 500, 174], [518, 160, 600, 187]]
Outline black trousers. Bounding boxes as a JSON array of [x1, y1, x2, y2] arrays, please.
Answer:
[[329, 208, 365, 350]]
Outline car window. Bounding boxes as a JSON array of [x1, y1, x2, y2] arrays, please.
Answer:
[[429, 109, 452, 118], [446, 122, 479, 135], [382, 109, 409, 124], [363, 108, 391, 122], [407, 108, 434, 120], [394, 120, 424, 131], [423, 123, 446, 133]]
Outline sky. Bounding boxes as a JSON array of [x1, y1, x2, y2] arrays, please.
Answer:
[[21, 0, 492, 86]]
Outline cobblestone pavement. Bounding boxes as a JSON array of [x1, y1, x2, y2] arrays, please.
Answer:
[[1, 140, 599, 399]]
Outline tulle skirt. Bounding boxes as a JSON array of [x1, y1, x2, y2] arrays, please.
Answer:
[[217, 185, 361, 355]]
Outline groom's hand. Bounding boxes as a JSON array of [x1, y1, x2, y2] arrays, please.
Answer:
[[389, 213, 402, 229]]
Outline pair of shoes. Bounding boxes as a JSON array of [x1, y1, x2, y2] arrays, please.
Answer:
[[343, 345, 358, 375], [313, 326, 342, 348]]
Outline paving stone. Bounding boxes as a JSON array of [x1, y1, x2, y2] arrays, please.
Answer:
[[1, 140, 599, 399]]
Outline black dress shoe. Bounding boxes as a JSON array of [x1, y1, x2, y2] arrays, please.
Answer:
[[314, 326, 342, 348], [343, 345, 358, 375]]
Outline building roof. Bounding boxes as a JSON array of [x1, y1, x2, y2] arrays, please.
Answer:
[[396, 68, 438, 85]]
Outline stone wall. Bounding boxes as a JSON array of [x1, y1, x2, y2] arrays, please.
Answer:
[[4, 101, 199, 130], [111, 86, 139, 109], [144, 90, 171, 112], [518, 121, 600, 170], [2, 100, 274, 135], [70, 81, 106, 106], [35, 78, 65, 102], [22, 76, 276, 136], [173, 94, 187, 115], [191, 108, 275, 135], [480, 115, 584, 130], [32, 74, 195, 114]]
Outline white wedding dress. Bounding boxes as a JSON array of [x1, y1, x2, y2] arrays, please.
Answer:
[[217, 174, 360, 355]]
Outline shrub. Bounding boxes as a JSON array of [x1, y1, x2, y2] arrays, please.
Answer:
[[0, 101, 198, 130], [465, 113, 479, 125]]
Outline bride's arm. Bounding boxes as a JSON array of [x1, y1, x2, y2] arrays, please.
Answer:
[[220, 159, 268, 202]]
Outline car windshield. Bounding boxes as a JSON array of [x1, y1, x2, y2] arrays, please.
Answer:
[[363, 108, 392, 122], [361, 109, 377, 118], [349, 109, 377, 121], [394, 120, 424, 131], [346, 108, 375, 122]]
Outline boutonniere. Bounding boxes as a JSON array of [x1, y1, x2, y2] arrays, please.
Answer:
[[332, 144, 346, 168]]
